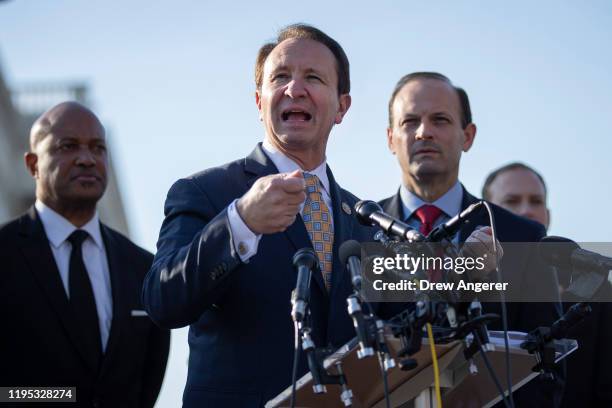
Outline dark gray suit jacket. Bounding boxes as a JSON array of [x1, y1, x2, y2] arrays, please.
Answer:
[[380, 186, 564, 407]]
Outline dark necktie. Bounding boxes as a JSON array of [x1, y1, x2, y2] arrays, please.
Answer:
[[68, 230, 102, 367], [414, 205, 443, 281]]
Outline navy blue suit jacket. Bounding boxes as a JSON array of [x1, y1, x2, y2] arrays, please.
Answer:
[[143, 144, 403, 407], [380, 187, 563, 407]]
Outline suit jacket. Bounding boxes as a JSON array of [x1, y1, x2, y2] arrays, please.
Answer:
[[380, 186, 563, 407], [560, 291, 612, 407], [143, 144, 403, 407], [0, 207, 170, 408]]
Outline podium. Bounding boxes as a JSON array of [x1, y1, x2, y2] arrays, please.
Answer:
[[266, 331, 577, 408]]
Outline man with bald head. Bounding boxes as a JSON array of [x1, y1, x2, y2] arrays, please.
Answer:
[[0, 102, 169, 408], [482, 162, 550, 229]]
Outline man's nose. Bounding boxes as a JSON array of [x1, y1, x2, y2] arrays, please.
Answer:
[[415, 120, 434, 140], [518, 202, 535, 219], [285, 78, 307, 99], [75, 147, 96, 166]]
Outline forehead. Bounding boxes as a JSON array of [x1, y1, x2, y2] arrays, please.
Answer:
[[494, 168, 546, 196], [393, 78, 461, 117], [48, 110, 105, 141], [264, 38, 337, 76]]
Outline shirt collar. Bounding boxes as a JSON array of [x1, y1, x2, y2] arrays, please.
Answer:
[[35, 200, 104, 250], [262, 138, 330, 195], [399, 181, 463, 221]]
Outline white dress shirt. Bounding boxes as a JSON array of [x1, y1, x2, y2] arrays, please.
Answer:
[[35, 200, 113, 351], [227, 139, 333, 262]]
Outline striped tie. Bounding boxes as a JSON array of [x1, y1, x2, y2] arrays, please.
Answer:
[[302, 173, 334, 290]]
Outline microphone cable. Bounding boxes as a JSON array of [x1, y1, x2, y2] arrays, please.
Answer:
[[290, 321, 300, 408], [482, 201, 514, 408], [473, 332, 512, 408], [426, 323, 443, 408], [377, 351, 391, 408]]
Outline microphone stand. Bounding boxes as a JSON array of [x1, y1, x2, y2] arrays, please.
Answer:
[[298, 314, 354, 407], [520, 302, 592, 379]]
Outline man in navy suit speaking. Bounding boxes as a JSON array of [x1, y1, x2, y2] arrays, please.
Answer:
[[143, 24, 402, 407]]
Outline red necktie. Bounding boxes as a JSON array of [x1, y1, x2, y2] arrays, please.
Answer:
[[414, 205, 443, 282], [414, 204, 443, 235]]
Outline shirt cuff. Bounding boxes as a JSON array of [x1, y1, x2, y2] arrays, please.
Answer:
[[227, 199, 261, 262]]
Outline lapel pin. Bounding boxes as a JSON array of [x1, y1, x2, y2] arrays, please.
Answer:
[[342, 202, 352, 215]]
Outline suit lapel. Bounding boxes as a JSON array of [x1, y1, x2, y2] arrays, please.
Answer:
[[243, 144, 327, 295], [458, 187, 487, 243], [18, 207, 99, 372], [98, 225, 129, 378], [327, 166, 353, 298], [383, 189, 405, 220]]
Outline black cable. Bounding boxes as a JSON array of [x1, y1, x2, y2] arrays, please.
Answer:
[[290, 321, 300, 408], [473, 333, 511, 408], [482, 201, 515, 408], [377, 351, 391, 408]]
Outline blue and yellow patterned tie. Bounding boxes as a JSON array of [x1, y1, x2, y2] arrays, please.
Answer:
[[302, 173, 334, 291]]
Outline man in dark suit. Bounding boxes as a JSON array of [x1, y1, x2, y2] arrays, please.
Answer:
[[483, 162, 612, 407], [0, 102, 170, 408], [380, 72, 563, 406], [143, 24, 402, 407]]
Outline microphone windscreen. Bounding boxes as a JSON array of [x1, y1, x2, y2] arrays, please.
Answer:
[[538, 236, 579, 267], [339, 240, 362, 266], [293, 247, 318, 269]]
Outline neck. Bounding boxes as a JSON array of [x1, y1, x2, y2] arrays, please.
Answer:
[[266, 136, 325, 171], [403, 173, 457, 202], [39, 196, 96, 228]]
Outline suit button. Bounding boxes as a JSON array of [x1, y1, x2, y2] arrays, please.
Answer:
[[92, 399, 100, 408]]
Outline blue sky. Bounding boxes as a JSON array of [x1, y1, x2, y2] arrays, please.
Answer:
[[2, 1, 611, 405]]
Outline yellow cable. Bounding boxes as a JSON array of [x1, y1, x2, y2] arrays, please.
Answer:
[[427, 323, 443, 407]]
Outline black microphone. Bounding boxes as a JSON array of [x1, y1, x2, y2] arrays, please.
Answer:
[[549, 302, 592, 340], [355, 200, 424, 242], [291, 248, 318, 323], [427, 201, 484, 242], [539, 236, 612, 271], [339, 240, 363, 291]]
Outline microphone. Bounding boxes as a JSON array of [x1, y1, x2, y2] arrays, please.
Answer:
[[339, 240, 363, 291], [539, 236, 612, 271], [355, 200, 424, 242], [291, 248, 318, 323], [549, 302, 592, 340], [426, 201, 484, 242]]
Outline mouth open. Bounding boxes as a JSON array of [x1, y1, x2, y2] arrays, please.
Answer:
[[281, 109, 312, 122]]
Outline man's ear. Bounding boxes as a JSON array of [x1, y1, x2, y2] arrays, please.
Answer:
[[334, 94, 352, 124], [462, 123, 477, 152], [24, 152, 38, 178], [387, 127, 396, 154], [255, 89, 263, 120]]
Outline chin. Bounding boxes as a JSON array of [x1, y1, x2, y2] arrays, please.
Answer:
[[68, 187, 105, 204], [277, 133, 317, 149], [411, 162, 443, 177]]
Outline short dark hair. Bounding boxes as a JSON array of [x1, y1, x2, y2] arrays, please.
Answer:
[[254, 23, 350, 95], [482, 162, 548, 200], [388, 72, 472, 129]]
